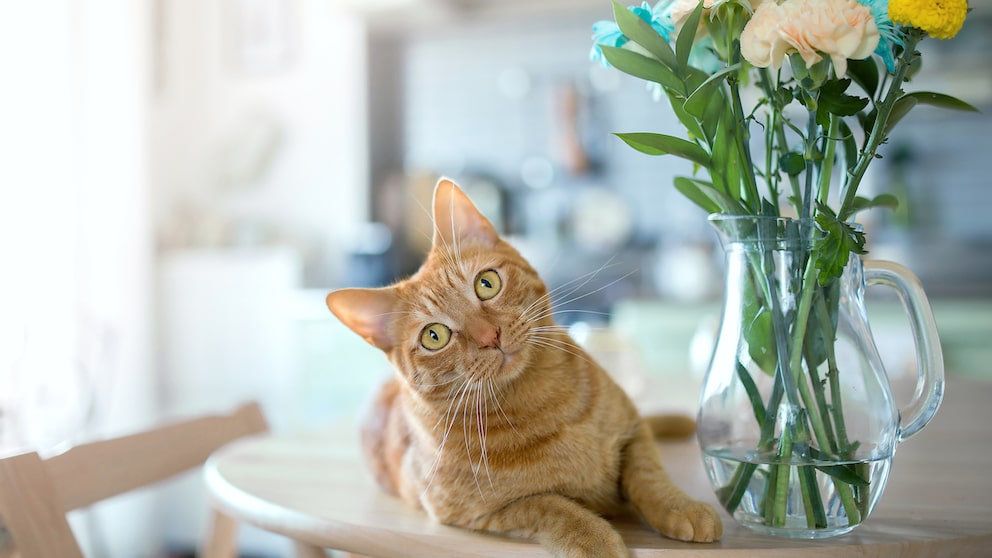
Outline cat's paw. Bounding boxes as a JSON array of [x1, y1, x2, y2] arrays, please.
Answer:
[[652, 500, 723, 543], [554, 523, 629, 558]]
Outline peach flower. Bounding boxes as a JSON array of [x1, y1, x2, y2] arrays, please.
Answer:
[[741, 0, 879, 78]]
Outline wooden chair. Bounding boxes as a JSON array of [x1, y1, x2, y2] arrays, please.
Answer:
[[0, 402, 269, 558]]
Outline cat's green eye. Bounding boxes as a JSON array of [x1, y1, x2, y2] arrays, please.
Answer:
[[474, 270, 502, 301], [420, 323, 451, 351]]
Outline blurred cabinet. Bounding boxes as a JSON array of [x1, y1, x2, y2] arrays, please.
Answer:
[[610, 296, 992, 397]]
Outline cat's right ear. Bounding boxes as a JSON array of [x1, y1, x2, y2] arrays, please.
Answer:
[[326, 287, 398, 351]]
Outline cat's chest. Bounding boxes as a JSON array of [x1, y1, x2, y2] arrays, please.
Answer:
[[407, 419, 628, 520]]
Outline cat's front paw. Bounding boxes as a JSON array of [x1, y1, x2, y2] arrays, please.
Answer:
[[553, 523, 629, 558], [653, 500, 723, 543]]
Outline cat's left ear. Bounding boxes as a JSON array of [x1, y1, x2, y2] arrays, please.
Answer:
[[432, 177, 499, 249], [326, 287, 398, 351]]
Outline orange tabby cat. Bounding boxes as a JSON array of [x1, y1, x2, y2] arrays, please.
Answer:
[[326, 178, 722, 557]]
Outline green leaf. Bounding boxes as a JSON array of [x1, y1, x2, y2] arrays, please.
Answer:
[[883, 96, 919, 135], [710, 111, 731, 192], [884, 91, 979, 134], [684, 62, 741, 118], [838, 118, 859, 174], [847, 57, 879, 98], [907, 91, 980, 112], [612, 0, 677, 69], [600, 45, 683, 93], [817, 78, 869, 128], [803, 283, 839, 371], [779, 152, 805, 176], [675, 0, 705, 74], [814, 204, 867, 284], [673, 177, 721, 213], [736, 363, 766, 430], [615, 132, 712, 167], [699, 85, 726, 143], [815, 463, 869, 487], [848, 194, 899, 215], [666, 90, 707, 142], [741, 271, 776, 375], [673, 177, 747, 214], [809, 448, 870, 487]]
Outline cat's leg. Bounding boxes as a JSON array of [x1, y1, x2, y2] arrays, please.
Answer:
[[620, 422, 723, 542], [468, 493, 629, 558], [359, 377, 409, 498]]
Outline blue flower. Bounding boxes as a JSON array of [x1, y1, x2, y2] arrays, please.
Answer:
[[590, 1, 675, 66], [689, 35, 723, 74], [857, 0, 905, 73]]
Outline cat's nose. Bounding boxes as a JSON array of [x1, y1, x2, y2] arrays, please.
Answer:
[[468, 320, 500, 349]]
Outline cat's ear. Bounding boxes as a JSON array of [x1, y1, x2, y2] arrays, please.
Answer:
[[432, 177, 499, 249], [326, 287, 398, 351]]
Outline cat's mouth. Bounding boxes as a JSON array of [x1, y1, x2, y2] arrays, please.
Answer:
[[495, 345, 529, 381], [468, 345, 523, 384]]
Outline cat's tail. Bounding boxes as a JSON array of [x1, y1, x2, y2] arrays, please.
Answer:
[[643, 413, 696, 440]]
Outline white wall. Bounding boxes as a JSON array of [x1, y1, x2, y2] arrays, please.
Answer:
[[148, 2, 371, 554], [150, 0, 369, 287], [0, 1, 158, 555]]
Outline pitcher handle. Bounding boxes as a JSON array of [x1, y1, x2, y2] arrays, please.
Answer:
[[864, 260, 945, 443]]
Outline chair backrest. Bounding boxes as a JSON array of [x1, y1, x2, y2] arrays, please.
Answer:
[[0, 402, 268, 558]]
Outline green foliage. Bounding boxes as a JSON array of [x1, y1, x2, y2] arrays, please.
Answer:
[[885, 91, 979, 133], [814, 204, 867, 285], [675, 1, 705, 74], [847, 58, 879, 98], [600, 45, 683, 92], [612, 0, 676, 68], [742, 281, 776, 375], [673, 177, 748, 214], [614, 132, 712, 166], [594, 3, 977, 236], [816, 79, 869, 128]]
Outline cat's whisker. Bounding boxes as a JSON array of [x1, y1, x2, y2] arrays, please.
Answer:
[[528, 325, 574, 333], [536, 257, 621, 305], [479, 387, 495, 491], [526, 336, 597, 367], [462, 382, 486, 500], [410, 374, 462, 390], [525, 270, 637, 325], [530, 309, 612, 323], [424, 376, 473, 495], [433, 375, 469, 433], [487, 379, 519, 437], [519, 258, 622, 323]]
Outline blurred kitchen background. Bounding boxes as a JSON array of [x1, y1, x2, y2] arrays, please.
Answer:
[[2, 1, 991, 556]]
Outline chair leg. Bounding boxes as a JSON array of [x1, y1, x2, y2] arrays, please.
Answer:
[[199, 510, 238, 558], [293, 541, 327, 558]]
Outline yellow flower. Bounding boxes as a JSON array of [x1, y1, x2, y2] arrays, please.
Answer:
[[888, 0, 968, 40]]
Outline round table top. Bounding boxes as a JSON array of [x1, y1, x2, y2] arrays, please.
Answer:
[[204, 375, 992, 557]]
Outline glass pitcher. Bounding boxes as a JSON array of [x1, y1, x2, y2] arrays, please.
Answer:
[[697, 215, 944, 538]]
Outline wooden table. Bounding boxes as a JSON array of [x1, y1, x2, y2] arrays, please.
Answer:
[[204, 375, 992, 557]]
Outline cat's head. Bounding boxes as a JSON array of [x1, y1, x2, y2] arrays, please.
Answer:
[[326, 178, 553, 399]]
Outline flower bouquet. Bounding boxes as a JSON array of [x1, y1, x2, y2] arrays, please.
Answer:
[[591, 0, 974, 537]]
